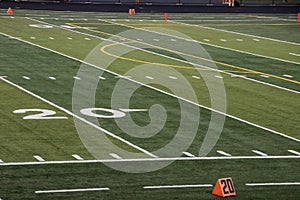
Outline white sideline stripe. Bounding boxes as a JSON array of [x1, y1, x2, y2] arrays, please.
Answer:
[[192, 75, 201, 79], [35, 187, 110, 194], [182, 152, 195, 157], [49, 76, 56, 80], [72, 154, 84, 160], [144, 184, 213, 189], [288, 150, 300, 156], [217, 150, 232, 156], [0, 77, 157, 158], [252, 150, 268, 156], [289, 52, 300, 57], [100, 19, 300, 66], [2, 20, 300, 143], [246, 182, 300, 187], [145, 75, 154, 80], [283, 74, 293, 78], [22, 76, 30, 80], [109, 153, 122, 160], [1, 156, 300, 166], [34, 155, 45, 162]]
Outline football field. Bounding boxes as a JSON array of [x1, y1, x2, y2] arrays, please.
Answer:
[[0, 9, 299, 199]]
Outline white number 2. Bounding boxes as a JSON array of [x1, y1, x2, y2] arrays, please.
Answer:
[[13, 109, 68, 120]]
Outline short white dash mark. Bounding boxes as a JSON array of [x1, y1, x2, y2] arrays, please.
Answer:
[[168, 76, 177, 80], [171, 39, 176, 42], [49, 37, 54, 40], [204, 39, 210, 42], [98, 76, 106, 80], [253, 38, 260, 42], [283, 74, 293, 78], [220, 39, 227, 42], [49, 76, 56, 80], [145, 76, 154, 80], [67, 37, 73, 40], [192, 75, 201, 79], [236, 39, 243, 42], [153, 39, 159, 41], [0, 159, 3, 163], [252, 150, 268, 156], [30, 36, 36, 39], [182, 152, 195, 157], [260, 75, 269, 78], [217, 150, 232, 157], [22, 76, 30, 80], [73, 76, 81, 80], [288, 150, 300, 156], [109, 153, 122, 160], [215, 75, 223, 79], [34, 155, 45, 162], [72, 154, 84, 160], [84, 38, 91, 40]]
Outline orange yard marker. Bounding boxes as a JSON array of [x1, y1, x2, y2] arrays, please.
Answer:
[[7, 7, 13, 15], [164, 13, 168, 21], [212, 177, 236, 197], [298, 13, 300, 21]]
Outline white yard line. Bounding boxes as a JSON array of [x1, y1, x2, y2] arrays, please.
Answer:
[[1, 19, 300, 145], [289, 52, 300, 57], [217, 150, 232, 156], [182, 152, 195, 157], [288, 150, 300, 156], [143, 184, 213, 189], [252, 150, 268, 156], [35, 187, 110, 194], [246, 182, 300, 187], [33, 155, 45, 162], [1, 155, 300, 166], [0, 77, 157, 158]]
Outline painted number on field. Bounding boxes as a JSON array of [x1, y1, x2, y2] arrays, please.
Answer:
[[13, 109, 67, 120], [80, 108, 148, 119]]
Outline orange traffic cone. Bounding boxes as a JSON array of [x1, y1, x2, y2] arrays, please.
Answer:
[[7, 7, 13, 15]]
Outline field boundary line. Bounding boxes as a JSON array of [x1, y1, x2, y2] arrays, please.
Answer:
[[0, 155, 300, 166], [1, 26, 300, 144], [0, 76, 157, 158], [143, 184, 213, 189], [98, 19, 300, 66]]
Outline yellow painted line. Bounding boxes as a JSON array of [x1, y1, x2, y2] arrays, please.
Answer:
[[67, 22, 300, 85]]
